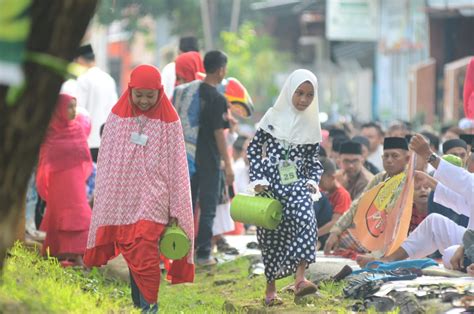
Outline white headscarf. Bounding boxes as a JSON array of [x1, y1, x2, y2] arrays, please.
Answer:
[[259, 69, 322, 145]]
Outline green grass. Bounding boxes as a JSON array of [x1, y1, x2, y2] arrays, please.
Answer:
[[0, 242, 137, 314], [159, 257, 356, 313], [0, 243, 376, 313]]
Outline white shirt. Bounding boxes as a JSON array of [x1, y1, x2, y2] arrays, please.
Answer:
[[233, 158, 249, 194], [368, 145, 383, 170], [161, 62, 176, 99], [76, 67, 118, 148], [60, 79, 78, 97], [433, 159, 474, 229]]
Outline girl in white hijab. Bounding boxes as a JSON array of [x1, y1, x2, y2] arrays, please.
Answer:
[[247, 69, 323, 305]]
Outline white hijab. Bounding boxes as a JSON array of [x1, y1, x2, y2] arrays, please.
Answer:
[[259, 69, 322, 145]]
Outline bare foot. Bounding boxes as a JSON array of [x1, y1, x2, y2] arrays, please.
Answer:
[[356, 254, 377, 268]]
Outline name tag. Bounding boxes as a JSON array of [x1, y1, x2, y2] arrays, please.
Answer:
[[279, 162, 298, 185], [130, 132, 148, 146]]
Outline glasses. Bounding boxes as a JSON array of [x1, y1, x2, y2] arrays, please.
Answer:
[[341, 159, 361, 165]]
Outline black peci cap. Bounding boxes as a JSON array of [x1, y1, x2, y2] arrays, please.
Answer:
[[383, 137, 408, 151]]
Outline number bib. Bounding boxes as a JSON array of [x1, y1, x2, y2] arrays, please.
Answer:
[[279, 162, 298, 185]]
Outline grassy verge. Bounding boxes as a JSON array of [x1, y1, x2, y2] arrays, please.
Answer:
[[158, 257, 357, 313], [1, 243, 400, 313], [0, 242, 137, 314]]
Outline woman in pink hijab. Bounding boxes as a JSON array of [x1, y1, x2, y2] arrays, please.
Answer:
[[84, 65, 194, 311], [36, 94, 93, 266]]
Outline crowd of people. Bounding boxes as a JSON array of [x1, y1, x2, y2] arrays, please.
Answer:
[[24, 37, 474, 311]]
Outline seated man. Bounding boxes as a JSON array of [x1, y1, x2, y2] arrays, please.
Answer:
[[428, 154, 469, 227], [357, 134, 474, 272], [318, 157, 352, 248], [460, 134, 473, 153], [352, 135, 380, 175], [356, 214, 469, 272], [324, 137, 410, 255], [409, 178, 431, 233], [313, 193, 333, 249], [336, 141, 374, 200], [442, 138, 468, 166]]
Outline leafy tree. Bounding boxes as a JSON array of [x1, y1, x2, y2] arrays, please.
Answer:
[[96, 0, 203, 38], [0, 0, 97, 270], [95, 0, 261, 47], [221, 22, 289, 114]]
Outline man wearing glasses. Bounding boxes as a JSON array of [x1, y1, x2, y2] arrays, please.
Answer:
[[337, 141, 374, 200]]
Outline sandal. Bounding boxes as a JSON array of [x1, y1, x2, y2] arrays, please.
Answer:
[[294, 279, 318, 297], [264, 295, 283, 307], [281, 283, 295, 294], [196, 257, 218, 267], [223, 247, 239, 255], [59, 260, 75, 268]]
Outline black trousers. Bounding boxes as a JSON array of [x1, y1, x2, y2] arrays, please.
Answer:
[[90, 148, 99, 163], [192, 167, 221, 259]]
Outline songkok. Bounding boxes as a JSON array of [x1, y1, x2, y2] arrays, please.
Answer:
[[75, 44, 94, 59], [329, 128, 347, 138], [442, 138, 467, 154], [179, 36, 199, 52], [340, 141, 362, 155], [352, 136, 370, 150], [332, 135, 350, 153], [383, 137, 408, 151], [459, 134, 474, 146]]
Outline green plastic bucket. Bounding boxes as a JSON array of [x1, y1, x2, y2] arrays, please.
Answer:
[[442, 154, 463, 167], [230, 193, 283, 230], [160, 223, 190, 260]]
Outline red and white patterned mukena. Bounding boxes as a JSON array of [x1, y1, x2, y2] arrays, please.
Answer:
[[87, 113, 194, 263]]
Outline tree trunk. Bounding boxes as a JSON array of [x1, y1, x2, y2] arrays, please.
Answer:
[[0, 0, 98, 270]]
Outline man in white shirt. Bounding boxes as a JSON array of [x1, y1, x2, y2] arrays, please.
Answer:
[[357, 134, 474, 273], [361, 122, 384, 170], [75, 44, 118, 162]]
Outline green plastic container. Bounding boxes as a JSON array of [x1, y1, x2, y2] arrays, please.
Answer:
[[230, 193, 283, 230], [160, 223, 190, 260], [442, 154, 463, 167]]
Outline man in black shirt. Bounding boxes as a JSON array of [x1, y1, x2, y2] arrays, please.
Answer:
[[194, 50, 234, 265]]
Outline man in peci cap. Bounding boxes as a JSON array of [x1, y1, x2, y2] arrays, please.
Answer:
[[460, 134, 474, 153], [442, 138, 468, 166], [75, 44, 118, 162], [324, 137, 411, 254], [336, 141, 374, 200]]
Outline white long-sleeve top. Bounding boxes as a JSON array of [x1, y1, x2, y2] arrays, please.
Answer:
[[433, 159, 474, 229], [76, 67, 118, 149]]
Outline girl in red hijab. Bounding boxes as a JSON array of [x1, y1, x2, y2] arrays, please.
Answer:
[[175, 51, 205, 85], [36, 94, 93, 266], [84, 65, 194, 312]]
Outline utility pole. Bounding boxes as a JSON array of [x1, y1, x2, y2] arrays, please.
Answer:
[[230, 0, 241, 33], [200, 0, 213, 50]]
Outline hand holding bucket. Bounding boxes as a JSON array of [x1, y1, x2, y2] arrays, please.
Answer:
[[230, 192, 283, 230], [160, 217, 191, 260]]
